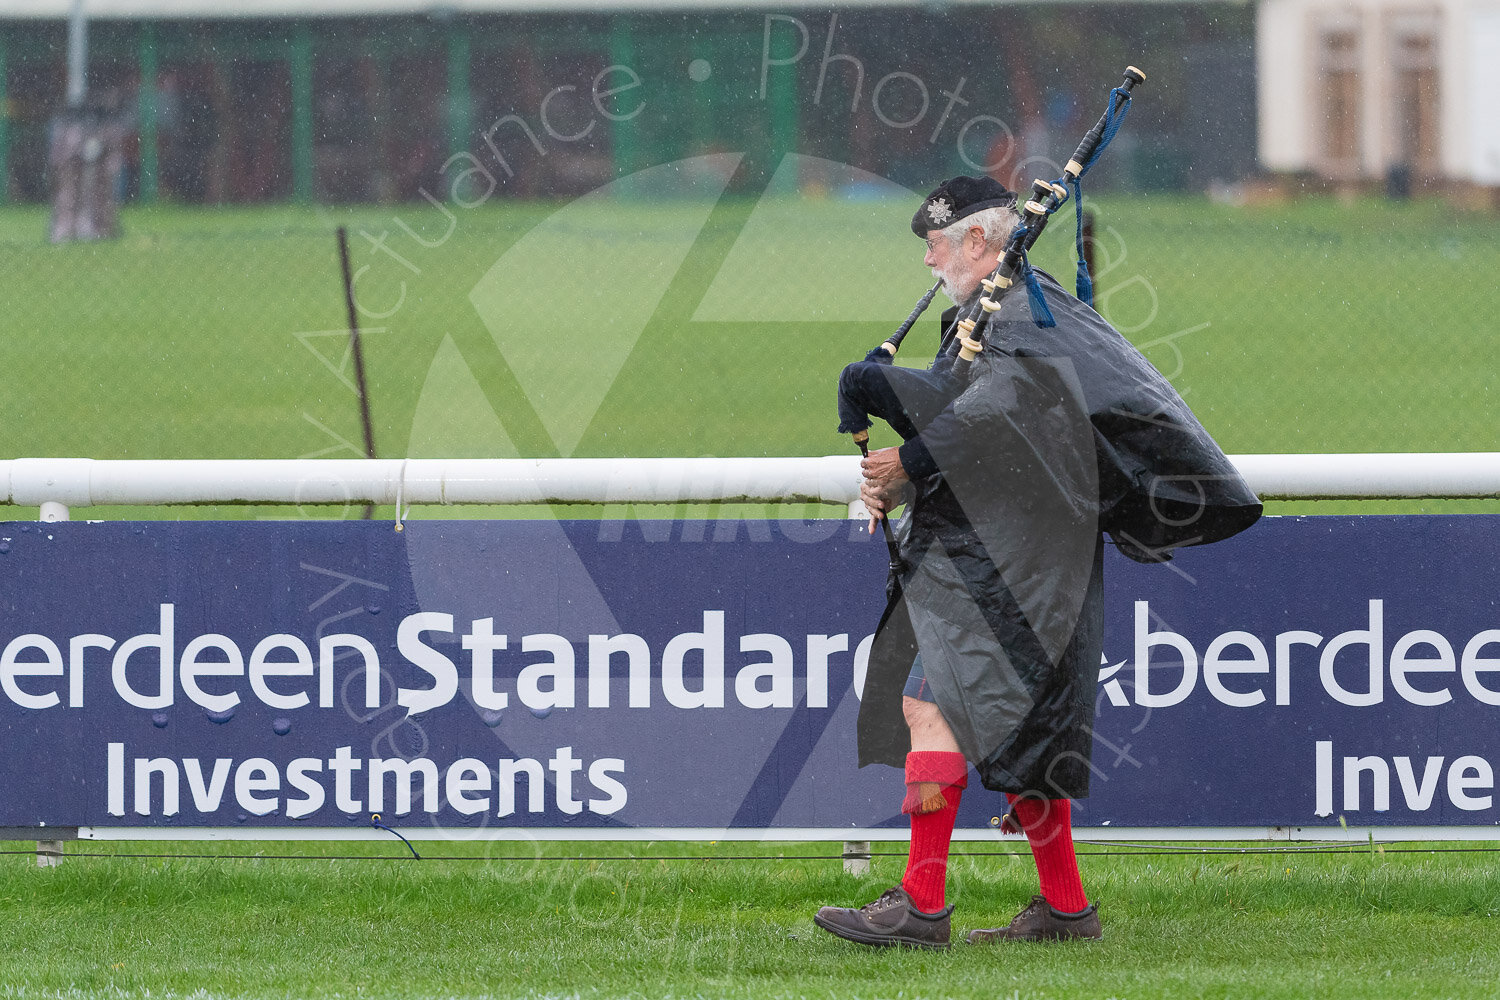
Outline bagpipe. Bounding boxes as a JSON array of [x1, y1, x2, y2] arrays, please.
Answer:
[[837, 66, 1146, 541]]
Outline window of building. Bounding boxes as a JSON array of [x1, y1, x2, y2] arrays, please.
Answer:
[[1387, 13, 1441, 181], [1316, 18, 1363, 176]]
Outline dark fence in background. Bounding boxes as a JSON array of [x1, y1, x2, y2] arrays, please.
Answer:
[[0, 5, 1257, 206]]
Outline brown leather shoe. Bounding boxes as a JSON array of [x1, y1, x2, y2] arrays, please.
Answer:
[[967, 894, 1102, 943], [814, 886, 952, 949]]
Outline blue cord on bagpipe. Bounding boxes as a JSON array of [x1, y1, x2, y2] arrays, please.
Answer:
[[1065, 86, 1134, 307], [1004, 223, 1059, 328], [1003, 80, 1137, 327]]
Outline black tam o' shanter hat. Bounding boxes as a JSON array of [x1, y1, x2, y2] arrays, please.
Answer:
[[911, 176, 1016, 237]]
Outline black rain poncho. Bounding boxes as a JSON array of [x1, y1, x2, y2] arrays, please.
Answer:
[[847, 270, 1261, 798]]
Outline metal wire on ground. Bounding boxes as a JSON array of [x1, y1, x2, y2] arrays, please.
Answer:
[[6, 844, 1500, 863]]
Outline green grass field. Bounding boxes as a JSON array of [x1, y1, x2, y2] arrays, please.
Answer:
[[2, 193, 1498, 520], [3, 838, 1499, 999]]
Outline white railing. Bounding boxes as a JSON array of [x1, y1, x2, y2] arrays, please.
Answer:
[[4, 453, 1500, 520]]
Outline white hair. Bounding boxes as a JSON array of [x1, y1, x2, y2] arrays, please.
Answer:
[[938, 205, 1021, 251]]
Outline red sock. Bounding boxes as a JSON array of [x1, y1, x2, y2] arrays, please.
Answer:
[[900, 751, 967, 913], [1007, 794, 1089, 913]]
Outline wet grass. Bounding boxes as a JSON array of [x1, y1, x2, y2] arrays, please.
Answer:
[[2, 837, 1498, 999]]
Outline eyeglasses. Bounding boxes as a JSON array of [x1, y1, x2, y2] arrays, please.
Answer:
[[924, 236, 941, 252]]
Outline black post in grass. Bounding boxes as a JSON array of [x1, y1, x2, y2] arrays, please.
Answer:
[[336, 226, 377, 520]]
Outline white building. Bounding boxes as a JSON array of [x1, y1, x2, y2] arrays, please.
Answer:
[[1257, 0, 1500, 191]]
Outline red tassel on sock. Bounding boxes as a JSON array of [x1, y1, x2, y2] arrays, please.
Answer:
[[1008, 794, 1089, 913], [900, 751, 967, 913], [900, 749, 969, 814]]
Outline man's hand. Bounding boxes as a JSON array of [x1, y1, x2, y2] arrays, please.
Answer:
[[860, 446, 909, 533], [861, 446, 908, 490]]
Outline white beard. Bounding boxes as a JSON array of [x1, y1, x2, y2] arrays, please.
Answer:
[[933, 264, 977, 306]]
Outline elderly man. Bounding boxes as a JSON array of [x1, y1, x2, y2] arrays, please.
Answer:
[[815, 176, 1260, 948]]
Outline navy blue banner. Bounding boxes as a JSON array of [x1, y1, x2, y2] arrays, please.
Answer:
[[1101, 515, 1500, 830], [0, 516, 1497, 833]]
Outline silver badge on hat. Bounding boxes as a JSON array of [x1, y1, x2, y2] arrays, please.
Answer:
[[926, 197, 953, 225]]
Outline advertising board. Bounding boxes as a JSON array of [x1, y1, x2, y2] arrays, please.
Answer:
[[1, 516, 1495, 837]]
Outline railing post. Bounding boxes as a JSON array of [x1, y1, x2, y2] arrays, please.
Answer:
[[842, 840, 870, 875], [39, 501, 69, 523], [36, 840, 64, 867]]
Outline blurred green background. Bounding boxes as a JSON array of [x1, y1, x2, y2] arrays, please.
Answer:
[[2, 190, 1496, 521]]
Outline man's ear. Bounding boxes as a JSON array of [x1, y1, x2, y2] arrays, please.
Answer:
[[966, 226, 987, 259]]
